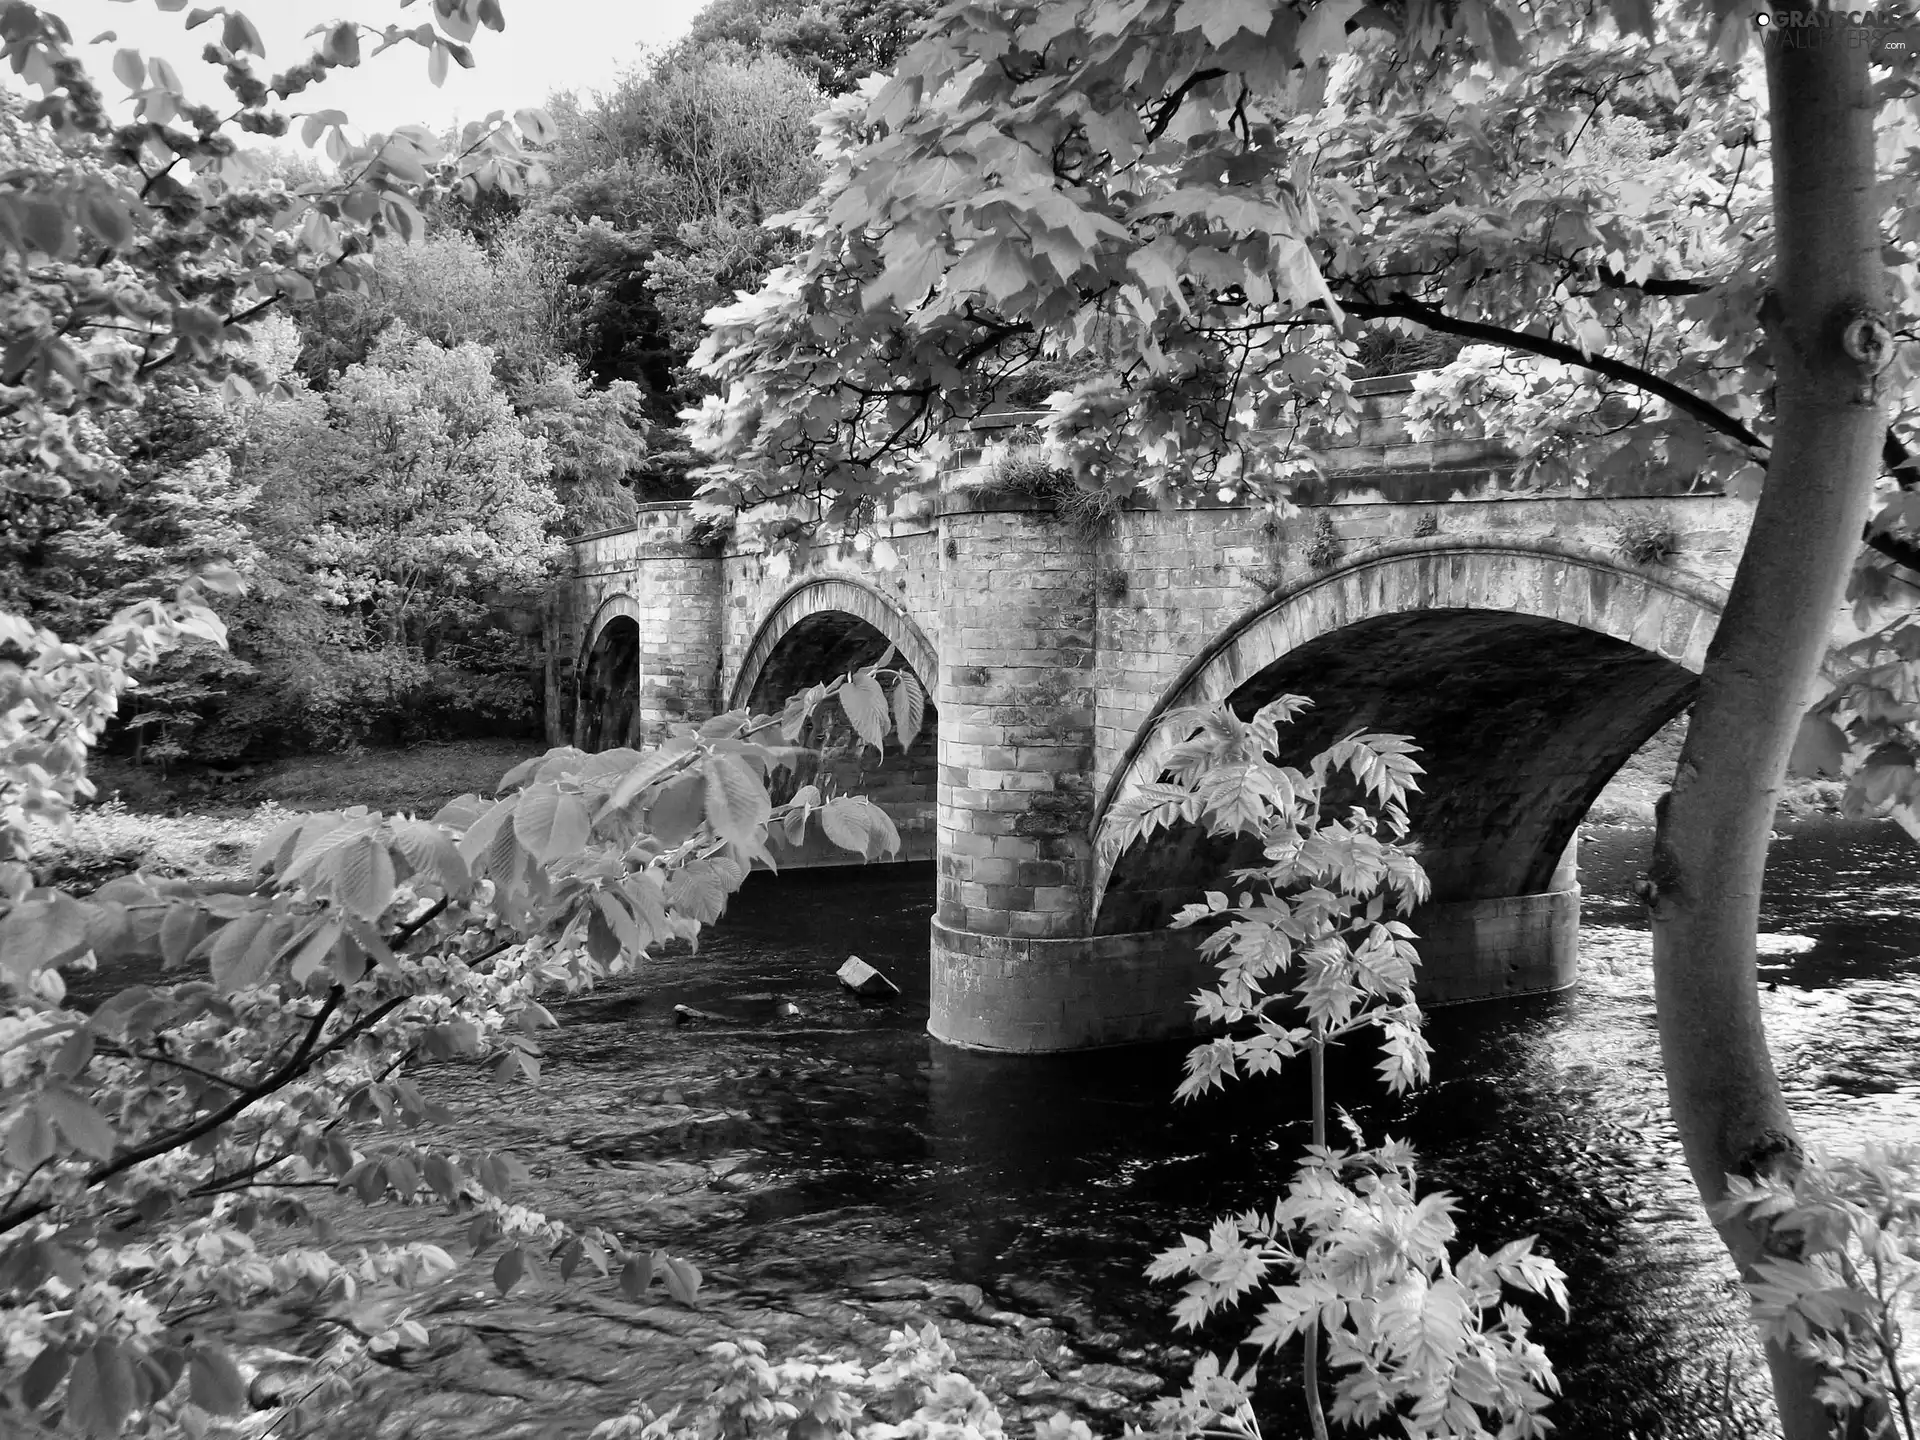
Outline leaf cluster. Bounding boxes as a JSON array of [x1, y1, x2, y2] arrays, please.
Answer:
[[1110, 696, 1569, 1436], [1718, 1144, 1920, 1435]]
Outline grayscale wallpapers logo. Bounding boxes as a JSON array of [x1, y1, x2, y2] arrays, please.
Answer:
[[1752, 5, 1920, 65]]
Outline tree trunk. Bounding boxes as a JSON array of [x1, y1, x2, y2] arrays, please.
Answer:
[[1646, 25, 1891, 1439]]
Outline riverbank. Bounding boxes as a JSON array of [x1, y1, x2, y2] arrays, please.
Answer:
[[34, 740, 538, 889], [1579, 717, 1842, 825], [52, 721, 1840, 892]]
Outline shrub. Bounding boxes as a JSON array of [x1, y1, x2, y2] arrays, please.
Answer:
[[971, 448, 1120, 535], [1610, 510, 1681, 567], [1106, 698, 1569, 1436], [1304, 512, 1342, 570]]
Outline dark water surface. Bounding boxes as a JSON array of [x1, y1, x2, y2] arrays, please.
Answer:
[[332, 818, 1919, 1438]]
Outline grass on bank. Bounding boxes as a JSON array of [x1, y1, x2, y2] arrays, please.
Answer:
[[40, 739, 538, 889]]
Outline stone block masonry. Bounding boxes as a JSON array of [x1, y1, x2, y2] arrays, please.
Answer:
[[558, 377, 1760, 1052], [933, 503, 1098, 943]]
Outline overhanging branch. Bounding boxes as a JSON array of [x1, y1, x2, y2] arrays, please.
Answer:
[[1330, 291, 1770, 454]]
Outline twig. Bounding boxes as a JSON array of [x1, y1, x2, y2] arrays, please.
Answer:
[[95, 1040, 243, 1093], [1, 1158, 52, 1216], [390, 896, 449, 949]]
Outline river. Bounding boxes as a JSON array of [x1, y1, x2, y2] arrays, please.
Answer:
[[316, 816, 1918, 1439]]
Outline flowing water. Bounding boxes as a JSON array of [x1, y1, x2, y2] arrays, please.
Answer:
[[312, 818, 1919, 1438]]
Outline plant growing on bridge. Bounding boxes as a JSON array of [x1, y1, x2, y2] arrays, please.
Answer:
[[686, 0, 1920, 1430], [1109, 696, 1568, 1439], [0, 587, 917, 1437]]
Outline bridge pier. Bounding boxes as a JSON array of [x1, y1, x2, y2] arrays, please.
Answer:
[[929, 840, 1579, 1053], [929, 920, 1210, 1051], [932, 499, 1098, 941], [1413, 839, 1580, 1007]]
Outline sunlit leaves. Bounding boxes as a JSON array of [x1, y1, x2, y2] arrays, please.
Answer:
[[36, 1084, 116, 1160], [817, 795, 895, 859], [389, 818, 470, 895], [889, 673, 925, 751], [66, 1337, 137, 1439], [1153, 1147, 1568, 1439], [1717, 1144, 1920, 1414], [0, 891, 91, 985], [186, 1344, 248, 1416], [837, 669, 890, 753], [514, 783, 594, 863], [704, 753, 773, 850], [1788, 713, 1848, 779], [1135, 693, 1564, 1435]]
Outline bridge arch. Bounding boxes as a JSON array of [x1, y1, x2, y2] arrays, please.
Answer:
[[731, 577, 938, 710], [1090, 536, 1726, 954], [577, 593, 644, 752], [732, 576, 941, 865]]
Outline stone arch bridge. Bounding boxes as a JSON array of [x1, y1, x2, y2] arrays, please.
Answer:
[[551, 377, 1753, 1053]]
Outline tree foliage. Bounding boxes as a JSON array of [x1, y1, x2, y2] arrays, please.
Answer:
[[681, 0, 942, 96], [0, 0, 554, 501], [538, 41, 827, 446], [256, 323, 562, 649], [0, 0, 592, 761]]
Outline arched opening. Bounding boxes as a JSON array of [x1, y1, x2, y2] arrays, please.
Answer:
[[578, 616, 641, 753], [1094, 608, 1696, 933], [745, 609, 940, 865]]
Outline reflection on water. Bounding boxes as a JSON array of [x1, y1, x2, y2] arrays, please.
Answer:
[[569, 817, 1919, 1438]]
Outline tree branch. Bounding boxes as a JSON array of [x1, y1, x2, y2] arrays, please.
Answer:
[[1332, 291, 1770, 453], [1592, 265, 1718, 297], [0, 987, 406, 1237], [1325, 288, 1920, 573], [1144, 68, 1227, 144], [390, 896, 449, 949], [134, 293, 287, 378]]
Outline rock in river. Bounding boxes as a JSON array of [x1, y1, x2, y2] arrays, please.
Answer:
[[836, 955, 900, 1001]]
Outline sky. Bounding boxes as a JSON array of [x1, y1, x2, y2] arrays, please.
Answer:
[[31, 0, 709, 136]]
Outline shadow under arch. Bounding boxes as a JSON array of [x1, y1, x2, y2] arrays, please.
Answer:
[[734, 577, 941, 866], [1090, 536, 1726, 940], [731, 576, 938, 712], [577, 597, 643, 753]]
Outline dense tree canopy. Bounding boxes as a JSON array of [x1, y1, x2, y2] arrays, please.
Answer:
[[537, 43, 826, 432]]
